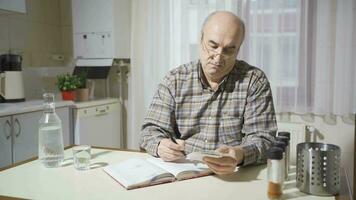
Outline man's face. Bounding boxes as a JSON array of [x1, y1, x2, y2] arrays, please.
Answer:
[[199, 23, 242, 82]]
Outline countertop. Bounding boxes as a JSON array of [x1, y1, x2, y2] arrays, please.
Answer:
[[71, 98, 119, 109], [0, 147, 343, 200], [0, 98, 120, 117], [0, 100, 74, 117]]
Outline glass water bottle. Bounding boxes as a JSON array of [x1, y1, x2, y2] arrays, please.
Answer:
[[38, 93, 64, 167]]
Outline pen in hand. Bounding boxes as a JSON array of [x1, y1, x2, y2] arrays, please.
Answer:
[[169, 135, 186, 156], [170, 135, 178, 144]]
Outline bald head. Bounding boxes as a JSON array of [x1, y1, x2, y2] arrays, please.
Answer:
[[199, 11, 245, 84], [201, 11, 245, 46]]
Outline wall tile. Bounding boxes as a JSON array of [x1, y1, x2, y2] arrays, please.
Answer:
[[47, 25, 61, 53], [27, 0, 45, 23], [45, 0, 60, 25], [22, 51, 32, 67], [28, 22, 44, 52], [61, 25, 73, 54], [62, 52, 74, 66], [31, 52, 44, 66], [0, 16, 10, 50], [60, 0, 72, 26], [0, 10, 10, 16], [8, 18, 30, 53], [2, 0, 73, 67], [0, 49, 9, 55]]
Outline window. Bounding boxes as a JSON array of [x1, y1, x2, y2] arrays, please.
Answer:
[[248, 0, 299, 87]]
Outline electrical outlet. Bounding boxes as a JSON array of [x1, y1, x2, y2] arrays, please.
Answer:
[[50, 54, 64, 61]]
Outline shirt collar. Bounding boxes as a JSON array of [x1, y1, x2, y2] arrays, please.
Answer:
[[197, 61, 235, 91]]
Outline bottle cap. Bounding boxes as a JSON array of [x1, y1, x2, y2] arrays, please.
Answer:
[[267, 147, 283, 160], [278, 131, 291, 140], [276, 136, 289, 145], [272, 141, 286, 152]]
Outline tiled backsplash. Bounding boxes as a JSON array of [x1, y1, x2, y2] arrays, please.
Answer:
[[0, 0, 73, 67], [23, 66, 74, 100]]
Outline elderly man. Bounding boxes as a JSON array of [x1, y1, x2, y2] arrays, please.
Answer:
[[140, 11, 277, 175]]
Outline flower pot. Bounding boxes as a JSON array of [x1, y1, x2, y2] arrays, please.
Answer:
[[75, 88, 89, 101], [61, 90, 76, 101]]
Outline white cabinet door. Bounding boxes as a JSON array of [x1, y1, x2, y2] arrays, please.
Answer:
[[0, 116, 12, 168], [12, 111, 42, 163], [12, 107, 72, 163], [57, 107, 72, 146]]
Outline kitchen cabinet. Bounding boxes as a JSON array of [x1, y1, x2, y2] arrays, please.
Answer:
[[0, 116, 12, 168], [0, 107, 72, 169], [12, 111, 42, 163], [0, 0, 26, 13], [72, 0, 131, 59]]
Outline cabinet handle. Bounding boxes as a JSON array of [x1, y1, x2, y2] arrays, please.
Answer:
[[14, 118, 21, 138], [95, 108, 107, 116], [98, 109, 106, 113], [4, 120, 11, 140]]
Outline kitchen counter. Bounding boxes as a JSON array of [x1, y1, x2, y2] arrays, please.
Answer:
[[72, 98, 119, 109], [0, 98, 119, 117], [0, 100, 74, 117], [0, 147, 350, 200]]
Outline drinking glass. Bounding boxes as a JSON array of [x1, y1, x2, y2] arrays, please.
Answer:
[[73, 145, 91, 170]]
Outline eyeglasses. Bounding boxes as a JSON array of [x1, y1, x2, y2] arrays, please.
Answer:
[[201, 36, 237, 59]]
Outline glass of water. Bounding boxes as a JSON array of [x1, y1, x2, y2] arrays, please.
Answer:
[[73, 145, 91, 170]]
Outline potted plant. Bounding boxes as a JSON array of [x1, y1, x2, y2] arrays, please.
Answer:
[[75, 72, 89, 101], [56, 74, 77, 101]]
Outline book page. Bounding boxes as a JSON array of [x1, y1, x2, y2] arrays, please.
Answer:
[[146, 157, 211, 179], [103, 158, 174, 189], [186, 151, 223, 162]]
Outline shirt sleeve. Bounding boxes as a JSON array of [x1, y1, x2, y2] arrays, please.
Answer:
[[140, 78, 176, 157], [240, 71, 278, 166]]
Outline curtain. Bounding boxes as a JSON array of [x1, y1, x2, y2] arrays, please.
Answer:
[[128, 0, 237, 149], [246, 0, 356, 115], [128, 0, 170, 149], [128, 0, 356, 149]]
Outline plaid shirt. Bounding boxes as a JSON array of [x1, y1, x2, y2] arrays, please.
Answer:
[[140, 60, 277, 166]]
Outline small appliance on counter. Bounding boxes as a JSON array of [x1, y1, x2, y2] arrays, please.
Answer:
[[0, 54, 25, 102]]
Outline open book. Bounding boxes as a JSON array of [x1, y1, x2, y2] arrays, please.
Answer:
[[103, 153, 219, 190]]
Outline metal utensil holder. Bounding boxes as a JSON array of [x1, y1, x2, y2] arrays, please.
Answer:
[[296, 142, 341, 196]]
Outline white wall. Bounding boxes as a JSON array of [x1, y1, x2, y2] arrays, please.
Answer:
[[113, 0, 131, 58]]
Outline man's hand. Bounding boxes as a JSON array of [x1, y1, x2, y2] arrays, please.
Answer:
[[203, 145, 244, 175], [157, 138, 185, 161]]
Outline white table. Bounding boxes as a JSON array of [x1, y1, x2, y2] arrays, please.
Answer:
[[0, 147, 344, 200]]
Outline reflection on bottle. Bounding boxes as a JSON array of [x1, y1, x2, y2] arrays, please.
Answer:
[[38, 93, 64, 168]]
